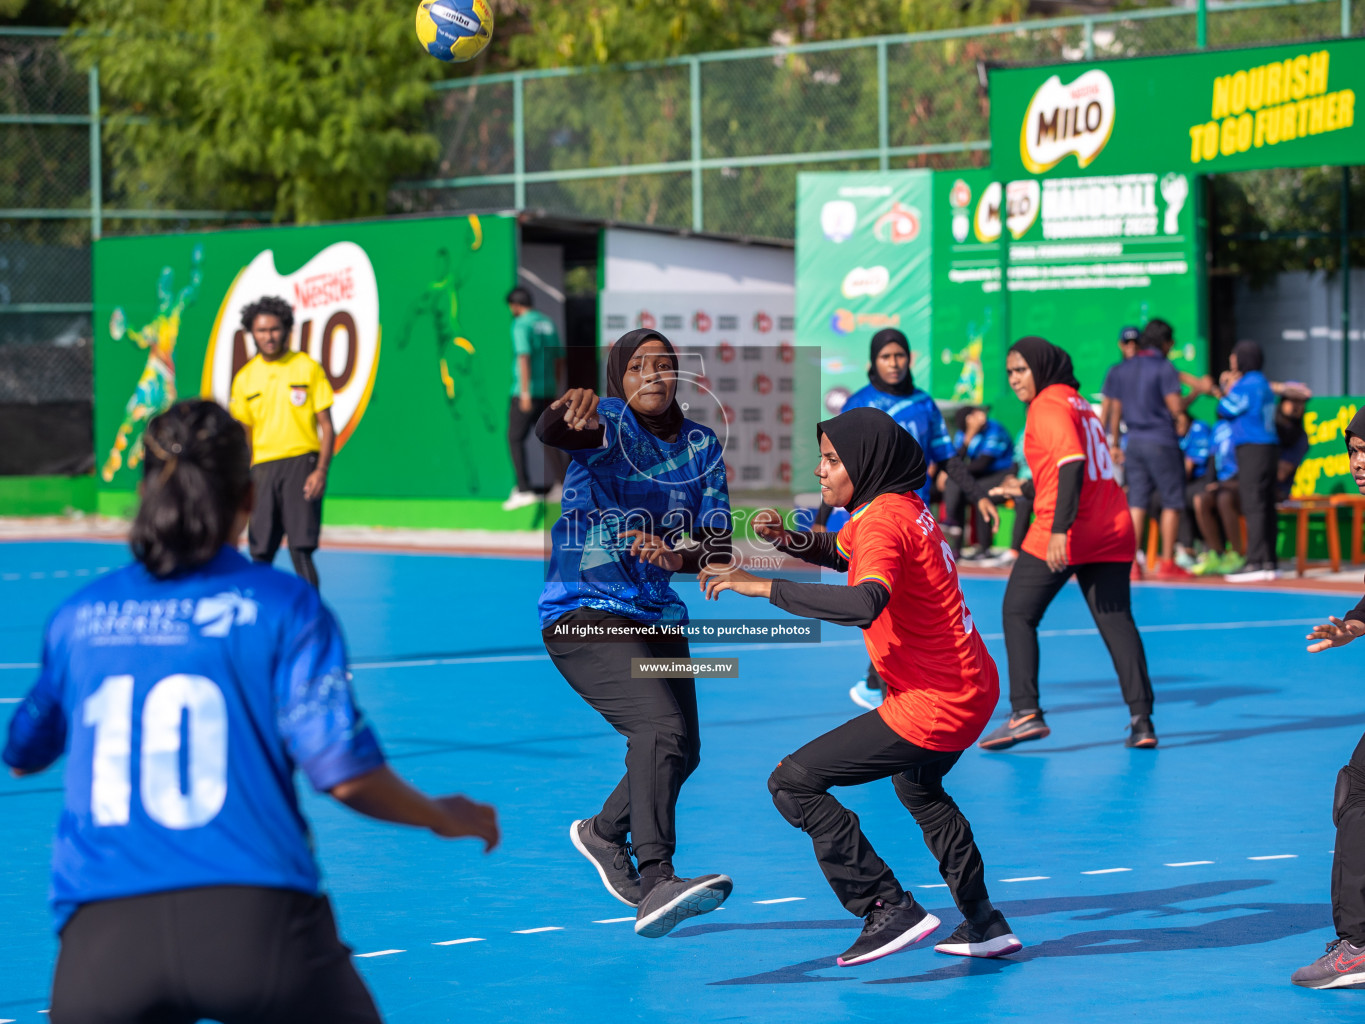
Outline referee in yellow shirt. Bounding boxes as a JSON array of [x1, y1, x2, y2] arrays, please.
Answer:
[[228, 296, 334, 588]]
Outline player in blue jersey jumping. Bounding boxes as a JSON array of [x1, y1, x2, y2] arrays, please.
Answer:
[[537, 328, 734, 939], [4, 400, 499, 1024], [813, 328, 999, 710]]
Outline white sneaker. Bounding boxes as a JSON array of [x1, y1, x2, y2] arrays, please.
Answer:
[[1225, 563, 1273, 583], [978, 550, 1019, 570], [501, 489, 538, 511], [849, 680, 883, 710]]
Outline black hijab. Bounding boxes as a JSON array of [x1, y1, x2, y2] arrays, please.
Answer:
[[1232, 340, 1264, 373], [817, 406, 928, 511], [867, 328, 915, 396], [606, 328, 685, 441], [1009, 336, 1080, 393], [1345, 406, 1365, 449]]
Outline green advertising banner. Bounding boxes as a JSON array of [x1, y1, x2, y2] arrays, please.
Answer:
[[94, 216, 518, 512], [928, 169, 1205, 434], [929, 170, 1008, 422], [1293, 395, 1362, 497], [990, 37, 1365, 180], [795, 171, 933, 417]]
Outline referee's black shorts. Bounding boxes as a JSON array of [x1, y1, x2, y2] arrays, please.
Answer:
[[249, 452, 323, 561], [51, 886, 382, 1024]]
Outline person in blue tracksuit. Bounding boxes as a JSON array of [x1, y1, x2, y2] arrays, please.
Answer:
[[4, 400, 498, 1024], [1216, 340, 1279, 581], [943, 406, 1015, 556]]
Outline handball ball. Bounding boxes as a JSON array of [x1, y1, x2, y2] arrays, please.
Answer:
[[416, 0, 494, 63]]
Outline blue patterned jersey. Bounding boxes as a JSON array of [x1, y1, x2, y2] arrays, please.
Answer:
[[1182, 420, 1213, 479], [539, 397, 731, 627], [825, 386, 954, 531], [1217, 370, 1277, 446], [953, 419, 1015, 475], [3, 548, 383, 931], [1212, 421, 1239, 480]]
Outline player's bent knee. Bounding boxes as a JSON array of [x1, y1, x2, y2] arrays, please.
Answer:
[[1335, 765, 1365, 826], [768, 759, 822, 829]]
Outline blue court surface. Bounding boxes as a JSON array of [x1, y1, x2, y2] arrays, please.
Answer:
[[3, 540, 1365, 1023]]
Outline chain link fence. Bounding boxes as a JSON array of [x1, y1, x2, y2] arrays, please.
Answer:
[[398, 0, 1359, 240]]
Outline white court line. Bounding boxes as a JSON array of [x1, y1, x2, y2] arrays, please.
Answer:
[[1082, 868, 1132, 875], [1166, 861, 1215, 867], [917, 883, 949, 888], [433, 937, 485, 946], [346, 619, 1327, 671], [1000, 876, 1049, 882], [754, 897, 805, 904], [2, 572, 20, 580], [1249, 854, 1297, 861], [0, 664, 37, 670], [355, 949, 405, 958], [512, 926, 563, 934], [594, 917, 635, 924], [0, 697, 21, 703], [28, 572, 45, 579], [52, 571, 69, 578]]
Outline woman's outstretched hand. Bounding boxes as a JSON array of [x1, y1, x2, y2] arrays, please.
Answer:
[[621, 530, 684, 572], [551, 388, 600, 431], [698, 561, 773, 601], [1307, 616, 1365, 653], [751, 508, 789, 547]]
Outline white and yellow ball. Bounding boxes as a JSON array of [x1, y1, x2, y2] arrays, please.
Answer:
[[416, 0, 493, 63]]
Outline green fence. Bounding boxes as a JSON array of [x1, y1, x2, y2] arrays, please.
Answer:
[[395, 0, 1362, 241]]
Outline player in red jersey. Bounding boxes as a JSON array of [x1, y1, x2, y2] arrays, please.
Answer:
[[980, 336, 1157, 752], [699, 407, 1020, 967]]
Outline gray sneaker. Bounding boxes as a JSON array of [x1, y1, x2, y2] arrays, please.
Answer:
[[634, 873, 732, 938], [570, 819, 641, 907], [1291, 939, 1365, 989]]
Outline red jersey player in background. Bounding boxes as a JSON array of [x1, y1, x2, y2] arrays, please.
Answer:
[[700, 407, 1021, 967], [981, 336, 1157, 752]]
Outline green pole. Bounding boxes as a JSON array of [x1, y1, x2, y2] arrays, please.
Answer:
[[1197, 0, 1207, 48], [690, 58, 703, 232], [876, 39, 889, 172], [512, 75, 526, 210], [88, 65, 102, 242], [1343, 166, 1352, 391]]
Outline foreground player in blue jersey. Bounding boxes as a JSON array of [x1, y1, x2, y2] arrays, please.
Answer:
[[4, 400, 499, 1024], [537, 328, 734, 939]]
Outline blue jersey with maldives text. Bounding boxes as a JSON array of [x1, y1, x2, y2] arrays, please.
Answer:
[[2, 547, 384, 932], [1212, 421, 1239, 480], [538, 397, 731, 628], [826, 385, 954, 531], [1182, 419, 1213, 480], [953, 419, 1015, 475], [1217, 369, 1277, 446]]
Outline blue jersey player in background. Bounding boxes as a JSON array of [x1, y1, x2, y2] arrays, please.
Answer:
[[4, 400, 498, 1024], [536, 328, 734, 941], [811, 329, 998, 712]]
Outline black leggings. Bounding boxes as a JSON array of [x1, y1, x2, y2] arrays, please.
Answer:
[[51, 887, 380, 1024], [508, 397, 566, 494], [544, 607, 701, 869], [768, 711, 990, 918], [1237, 443, 1279, 567], [943, 469, 1012, 552], [1333, 731, 1365, 944], [1002, 550, 1154, 716]]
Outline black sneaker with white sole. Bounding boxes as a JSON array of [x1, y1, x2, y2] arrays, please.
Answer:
[[836, 894, 940, 966], [570, 819, 641, 908], [933, 909, 1022, 958], [634, 873, 732, 938]]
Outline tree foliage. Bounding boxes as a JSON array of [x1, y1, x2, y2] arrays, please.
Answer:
[[490, 0, 1023, 70], [65, 0, 443, 223]]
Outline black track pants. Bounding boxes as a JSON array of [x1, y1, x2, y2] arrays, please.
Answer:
[[544, 608, 700, 869], [768, 710, 990, 918], [1002, 550, 1154, 716]]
